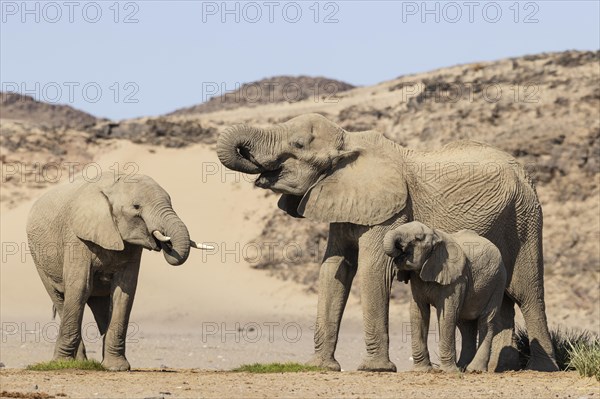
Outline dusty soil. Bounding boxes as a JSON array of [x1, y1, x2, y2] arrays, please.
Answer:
[[1, 369, 598, 399]]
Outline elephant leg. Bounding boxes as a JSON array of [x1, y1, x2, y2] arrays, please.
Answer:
[[468, 282, 506, 372], [307, 227, 357, 372], [467, 315, 494, 372], [489, 294, 519, 371], [410, 298, 432, 371], [53, 301, 87, 361], [102, 258, 141, 371], [457, 320, 477, 370], [356, 243, 396, 372], [436, 303, 460, 373], [53, 256, 92, 360], [510, 242, 558, 371], [36, 272, 87, 360], [520, 303, 558, 371]]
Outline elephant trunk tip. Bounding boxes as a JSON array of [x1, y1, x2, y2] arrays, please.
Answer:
[[383, 231, 402, 258], [162, 245, 189, 266], [154, 217, 191, 266]]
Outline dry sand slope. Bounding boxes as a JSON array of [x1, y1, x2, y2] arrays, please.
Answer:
[[0, 141, 416, 371]]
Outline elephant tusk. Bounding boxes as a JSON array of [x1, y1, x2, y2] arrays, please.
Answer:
[[190, 240, 215, 250], [152, 230, 171, 242]]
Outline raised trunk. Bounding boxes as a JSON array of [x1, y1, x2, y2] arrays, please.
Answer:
[[216, 125, 282, 174]]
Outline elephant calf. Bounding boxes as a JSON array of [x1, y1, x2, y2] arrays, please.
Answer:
[[27, 174, 211, 370], [384, 221, 506, 372]]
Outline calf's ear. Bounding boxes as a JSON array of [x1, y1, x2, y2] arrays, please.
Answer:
[[419, 231, 465, 285]]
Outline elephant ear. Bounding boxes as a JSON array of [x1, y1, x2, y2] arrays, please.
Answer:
[[419, 231, 465, 285], [297, 148, 408, 226], [277, 194, 304, 218], [70, 185, 124, 251]]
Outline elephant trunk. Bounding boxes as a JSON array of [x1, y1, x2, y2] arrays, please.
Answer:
[[150, 208, 191, 266], [216, 124, 283, 174], [383, 230, 402, 258]]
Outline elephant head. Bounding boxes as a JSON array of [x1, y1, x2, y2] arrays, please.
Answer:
[[70, 174, 209, 265], [217, 113, 408, 226], [383, 221, 465, 285]]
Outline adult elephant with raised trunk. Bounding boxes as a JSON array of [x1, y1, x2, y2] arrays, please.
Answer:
[[27, 173, 212, 370], [217, 113, 558, 372]]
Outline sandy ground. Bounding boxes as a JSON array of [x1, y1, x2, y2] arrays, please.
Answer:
[[1, 370, 598, 399], [1, 142, 598, 398]]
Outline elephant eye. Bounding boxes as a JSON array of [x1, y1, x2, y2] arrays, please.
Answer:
[[133, 204, 141, 210], [292, 139, 304, 149]]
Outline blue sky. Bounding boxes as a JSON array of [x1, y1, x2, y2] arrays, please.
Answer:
[[1, 1, 598, 120]]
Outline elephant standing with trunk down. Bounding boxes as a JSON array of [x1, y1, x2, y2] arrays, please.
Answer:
[[27, 174, 212, 371], [217, 113, 558, 372]]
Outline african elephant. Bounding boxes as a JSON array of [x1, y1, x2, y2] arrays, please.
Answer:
[[383, 221, 506, 372], [26, 173, 211, 370], [216, 113, 558, 372]]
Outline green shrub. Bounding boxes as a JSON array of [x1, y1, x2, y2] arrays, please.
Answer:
[[516, 325, 599, 377], [568, 339, 600, 381], [232, 362, 324, 373], [26, 359, 105, 371]]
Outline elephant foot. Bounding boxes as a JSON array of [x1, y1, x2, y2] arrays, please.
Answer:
[[489, 328, 519, 372], [412, 362, 433, 372], [53, 341, 87, 361], [526, 356, 559, 372], [466, 362, 487, 373], [102, 355, 130, 371], [306, 354, 341, 371], [439, 363, 460, 373], [357, 357, 397, 372]]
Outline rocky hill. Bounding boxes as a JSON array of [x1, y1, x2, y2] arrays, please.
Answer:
[[168, 76, 355, 115], [1, 54, 598, 331], [0, 92, 101, 129]]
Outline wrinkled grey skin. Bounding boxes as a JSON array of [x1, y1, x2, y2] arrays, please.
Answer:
[[384, 221, 506, 372], [217, 113, 558, 372], [27, 174, 192, 371]]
